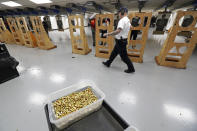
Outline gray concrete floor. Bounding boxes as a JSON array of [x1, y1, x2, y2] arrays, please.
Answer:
[[0, 35, 197, 131]]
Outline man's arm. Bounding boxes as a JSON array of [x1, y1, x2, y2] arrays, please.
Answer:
[[103, 28, 122, 37]]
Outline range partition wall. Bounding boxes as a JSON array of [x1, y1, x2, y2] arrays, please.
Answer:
[[127, 12, 152, 63], [95, 14, 114, 58], [16, 17, 37, 48], [7, 17, 25, 45], [0, 18, 15, 44], [155, 11, 197, 69], [68, 15, 91, 55], [30, 16, 56, 50]]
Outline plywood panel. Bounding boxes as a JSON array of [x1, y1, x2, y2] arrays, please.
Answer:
[[68, 15, 91, 55], [95, 14, 114, 58], [30, 16, 56, 50], [155, 11, 197, 69], [16, 17, 37, 48], [0, 18, 15, 44], [128, 12, 152, 63], [7, 17, 25, 45]]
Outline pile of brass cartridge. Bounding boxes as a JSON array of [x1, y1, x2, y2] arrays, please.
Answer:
[[53, 87, 98, 119]]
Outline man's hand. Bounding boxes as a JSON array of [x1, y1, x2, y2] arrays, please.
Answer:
[[103, 33, 108, 37]]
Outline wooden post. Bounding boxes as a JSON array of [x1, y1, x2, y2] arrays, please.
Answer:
[[155, 11, 197, 69], [95, 14, 114, 58], [15, 17, 37, 48], [7, 17, 26, 45], [30, 16, 56, 50], [0, 18, 15, 44], [68, 15, 91, 55], [127, 12, 152, 63]]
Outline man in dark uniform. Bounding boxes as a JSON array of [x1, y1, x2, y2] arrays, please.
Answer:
[[102, 8, 135, 73], [42, 17, 49, 35]]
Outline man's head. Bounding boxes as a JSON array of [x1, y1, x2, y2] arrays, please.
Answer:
[[43, 17, 47, 21], [118, 7, 128, 18]]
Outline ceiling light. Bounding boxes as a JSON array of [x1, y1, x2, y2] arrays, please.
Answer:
[[29, 0, 52, 4], [1, 1, 22, 7]]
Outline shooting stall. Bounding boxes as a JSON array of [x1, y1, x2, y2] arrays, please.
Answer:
[[155, 11, 197, 69], [68, 15, 91, 55], [7, 17, 25, 45], [127, 12, 152, 63], [95, 14, 114, 58], [30, 16, 56, 50], [15, 17, 37, 48], [0, 18, 15, 44]]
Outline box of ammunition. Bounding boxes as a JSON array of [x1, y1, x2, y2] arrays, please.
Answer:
[[47, 81, 105, 129]]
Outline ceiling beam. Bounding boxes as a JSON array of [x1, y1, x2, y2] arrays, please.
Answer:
[[154, 0, 176, 11], [172, 0, 197, 11]]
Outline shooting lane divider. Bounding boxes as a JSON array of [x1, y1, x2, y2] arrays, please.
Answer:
[[127, 12, 152, 63], [30, 16, 57, 50], [155, 11, 197, 69], [95, 14, 114, 58], [15, 17, 37, 48], [7, 17, 26, 46], [0, 18, 15, 44], [68, 14, 91, 55]]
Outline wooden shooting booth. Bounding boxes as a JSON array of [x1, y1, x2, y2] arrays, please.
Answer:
[[7, 17, 26, 45], [15, 17, 37, 48], [95, 14, 114, 58], [0, 18, 15, 44], [155, 11, 197, 69], [68, 14, 91, 55], [127, 12, 152, 63], [30, 16, 56, 50]]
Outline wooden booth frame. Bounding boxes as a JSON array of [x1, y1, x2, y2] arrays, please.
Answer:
[[127, 12, 152, 63], [7, 17, 25, 45], [30, 16, 56, 50], [0, 18, 15, 44], [15, 17, 37, 48], [68, 15, 91, 55], [155, 11, 197, 69], [95, 14, 114, 58]]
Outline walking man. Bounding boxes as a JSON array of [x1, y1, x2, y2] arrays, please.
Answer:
[[102, 8, 135, 73]]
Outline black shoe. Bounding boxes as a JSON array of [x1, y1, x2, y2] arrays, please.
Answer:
[[124, 69, 135, 73], [11, 61, 19, 69], [102, 61, 110, 67]]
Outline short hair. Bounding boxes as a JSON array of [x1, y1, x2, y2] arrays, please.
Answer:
[[118, 7, 128, 15]]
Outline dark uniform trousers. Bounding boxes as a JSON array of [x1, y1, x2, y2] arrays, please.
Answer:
[[130, 30, 138, 40], [106, 38, 135, 71]]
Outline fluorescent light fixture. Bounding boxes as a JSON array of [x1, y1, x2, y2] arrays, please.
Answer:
[[29, 0, 52, 4], [1, 1, 22, 7]]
